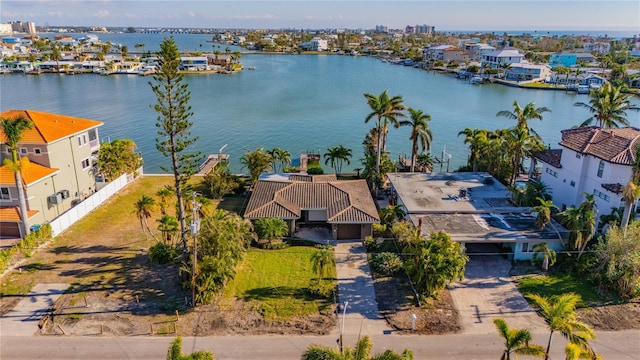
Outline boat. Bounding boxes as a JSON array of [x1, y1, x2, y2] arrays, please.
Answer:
[[246, 66, 256, 70], [137, 65, 156, 76], [470, 76, 483, 84], [577, 85, 590, 94]]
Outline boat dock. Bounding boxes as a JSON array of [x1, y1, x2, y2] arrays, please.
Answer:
[[198, 154, 229, 174]]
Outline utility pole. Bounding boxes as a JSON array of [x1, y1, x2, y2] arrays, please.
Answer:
[[190, 192, 200, 308]]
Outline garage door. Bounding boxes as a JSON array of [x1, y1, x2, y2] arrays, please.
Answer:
[[337, 224, 361, 240], [0, 222, 21, 238]]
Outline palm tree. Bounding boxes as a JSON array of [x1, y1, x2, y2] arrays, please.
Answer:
[[301, 335, 413, 360], [573, 83, 640, 128], [621, 145, 640, 229], [533, 197, 557, 230], [50, 43, 62, 73], [416, 153, 433, 172], [379, 204, 406, 226], [526, 293, 598, 360], [240, 148, 272, 186], [399, 107, 433, 172], [324, 145, 352, 175], [492, 318, 545, 360], [532, 243, 557, 271], [266, 147, 291, 173], [364, 90, 406, 176], [311, 245, 335, 281], [458, 128, 491, 172], [135, 195, 156, 241], [497, 101, 551, 140], [156, 187, 173, 216], [1, 115, 34, 236], [157, 214, 179, 246], [503, 126, 545, 186]]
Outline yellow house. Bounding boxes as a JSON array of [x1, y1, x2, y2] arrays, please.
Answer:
[[0, 110, 103, 237]]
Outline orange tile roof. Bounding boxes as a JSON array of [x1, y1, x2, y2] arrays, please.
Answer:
[[560, 126, 640, 165], [0, 206, 39, 222], [0, 110, 102, 144], [0, 162, 59, 186]]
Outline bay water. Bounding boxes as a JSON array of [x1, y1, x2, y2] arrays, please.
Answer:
[[2, 35, 638, 174]]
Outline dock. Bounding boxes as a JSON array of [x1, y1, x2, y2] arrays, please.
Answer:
[[198, 154, 229, 174]]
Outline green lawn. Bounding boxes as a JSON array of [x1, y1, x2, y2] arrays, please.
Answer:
[[224, 247, 335, 319], [517, 273, 619, 307]]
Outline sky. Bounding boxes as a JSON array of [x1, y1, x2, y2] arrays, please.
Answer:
[[1, 0, 639, 32]]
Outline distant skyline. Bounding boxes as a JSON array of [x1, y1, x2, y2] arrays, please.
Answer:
[[2, 0, 639, 32]]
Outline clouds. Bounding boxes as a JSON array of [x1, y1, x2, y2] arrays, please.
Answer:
[[93, 10, 110, 18]]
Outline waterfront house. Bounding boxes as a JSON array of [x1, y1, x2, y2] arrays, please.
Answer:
[[424, 44, 454, 61], [549, 52, 597, 68], [442, 47, 469, 64], [0, 110, 103, 237], [505, 63, 551, 82], [387, 172, 567, 261], [481, 48, 524, 69], [300, 37, 328, 51], [463, 43, 495, 62], [179, 56, 208, 71], [534, 126, 640, 218], [244, 174, 379, 240], [207, 54, 231, 66]]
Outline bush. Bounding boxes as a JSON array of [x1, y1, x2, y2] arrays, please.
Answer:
[[371, 252, 403, 276], [307, 166, 324, 175], [283, 165, 299, 173], [167, 337, 214, 360], [254, 240, 290, 250], [364, 236, 378, 252], [150, 242, 179, 264], [253, 217, 289, 241], [372, 223, 387, 237], [308, 280, 335, 298]]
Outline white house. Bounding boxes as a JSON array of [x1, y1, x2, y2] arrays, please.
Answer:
[[505, 63, 551, 82], [534, 126, 640, 217], [463, 43, 495, 61], [424, 44, 454, 61], [481, 48, 524, 69]]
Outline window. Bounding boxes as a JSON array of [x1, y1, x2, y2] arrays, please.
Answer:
[[78, 136, 83, 146], [545, 168, 558, 178], [522, 242, 531, 253], [20, 148, 27, 155], [88, 129, 97, 142], [81, 158, 90, 169], [83, 134, 87, 145], [570, 180, 576, 187], [0, 187, 9, 200], [34, 148, 41, 154], [597, 160, 605, 178], [593, 189, 610, 202], [576, 154, 581, 159]]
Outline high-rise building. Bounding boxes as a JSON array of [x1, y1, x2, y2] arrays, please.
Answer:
[[375, 25, 388, 33], [415, 24, 435, 35], [9, 21, 36, 34]]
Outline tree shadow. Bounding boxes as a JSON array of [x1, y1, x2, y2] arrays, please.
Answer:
[[242, 286, 311, 302]]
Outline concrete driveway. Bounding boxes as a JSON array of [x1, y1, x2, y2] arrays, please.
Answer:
[[448, 255, 547, 334]]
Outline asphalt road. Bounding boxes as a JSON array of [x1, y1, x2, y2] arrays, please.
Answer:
[[1, 331, 638, 359]]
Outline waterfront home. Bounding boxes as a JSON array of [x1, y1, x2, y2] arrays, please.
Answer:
[[0, 110, 103, 238], [387, 172, 567, 261], [424, 44, 454, 61], [534, 126, 640, 218], [504, 63, 551, 82], [244, 174, 379, 240], [206, 54, 231, 66], [442, 47, 469, 64], [481, 48, 524, 69], [548, 73, 606, 88], [549, 52, 597, 68], [299, 37, 329, 51], [179, 56, 208, 71], [463, 43, 495, 62]]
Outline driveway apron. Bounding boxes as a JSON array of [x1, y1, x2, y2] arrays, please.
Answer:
[[448, 255, 546, 334], [0, 283, 69, 336]]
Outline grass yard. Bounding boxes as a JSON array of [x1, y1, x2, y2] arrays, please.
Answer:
[[224, 247, 335, 320], [517, 273, 619, 307]]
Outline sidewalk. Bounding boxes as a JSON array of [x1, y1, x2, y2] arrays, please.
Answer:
[[334, 241, 392, 336]]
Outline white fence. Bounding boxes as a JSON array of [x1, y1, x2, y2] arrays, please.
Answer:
[[49, 173, 134, 237]]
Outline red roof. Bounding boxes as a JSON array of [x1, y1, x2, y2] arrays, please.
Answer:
[[0, 110, 102, 145], [559, 126, 640, 165]]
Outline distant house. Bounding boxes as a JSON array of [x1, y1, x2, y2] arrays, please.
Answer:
[[463, 43, 495, 61], [505, 63, 551, 82], [299, 37, 329, 51], [442, 47, 469, 64], [0, 110, 103, 237], [549, 52, 597, 68], [244, 174, 379, 240], [481, 49, 524, 69], [179, 56, 208, 71], [425, 44, 454, 61], [534, 126, 640, 216], [207, 54, 231, 66]]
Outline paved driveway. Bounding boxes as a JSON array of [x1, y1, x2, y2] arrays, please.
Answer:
[[448, 255, 547, 334]]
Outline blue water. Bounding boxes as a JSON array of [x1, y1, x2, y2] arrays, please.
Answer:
[[2, 47, 639, 174]]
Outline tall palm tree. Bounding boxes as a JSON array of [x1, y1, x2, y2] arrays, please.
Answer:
[[1, 115, 34, 237], [50, 43, 62, 73], [526, 293, 598, 360], [503, 126, 545, 186], [621, 145, 640, 229], [496, 100, 551, 140], [492, 318, 545, 360], [324, 145, 352, 175], [364, 90, 406, 176], [311, 245, 335, 281], [135, 195, 156, 241], [400, 107, 433, 172], [240, 148, 272, 186], [573, 83, 640, 128], [266, 147, 291, 173]]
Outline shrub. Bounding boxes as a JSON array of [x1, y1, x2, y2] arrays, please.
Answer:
[[372, 223, 387, 237], [167, 337, 214, 360], [308, 280, 335, 299], [307, 166, 324, 175], [253, 217, 289, 241], [283, 165, 299, 173], [371, 252, 403, 276], [150, 242, 179, 264], [254, 240, 290, 250], [364, 236, 377, 252]]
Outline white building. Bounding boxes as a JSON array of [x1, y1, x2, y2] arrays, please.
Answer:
[[481, 48, 524, 69], [534, 126, 640, 217], [424, 44, 454, 61], [0, 24, 12, 34], [463, 43, 495, 61], [310, 38, 328, 51]]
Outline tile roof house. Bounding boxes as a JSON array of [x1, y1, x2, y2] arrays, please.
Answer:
[[244, 174, 379, 240], [0, 110, 103, 237], [534, 126, 640, 215]]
